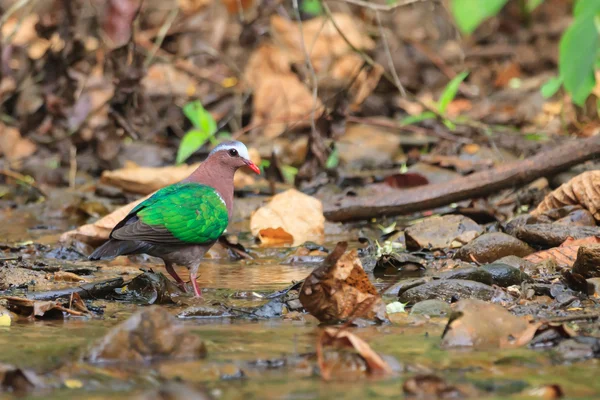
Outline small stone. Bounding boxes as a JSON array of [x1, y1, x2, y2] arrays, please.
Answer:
[[572, 245, 600, 278], [515, 224, 600, 247], [454, 233, 534, 263], [587, 278, 600, 295], [404, 215, 483, 250], [410, 300, 451, 317]]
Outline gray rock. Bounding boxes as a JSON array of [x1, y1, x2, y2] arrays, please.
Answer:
[[514, 224, 600, 247], [398, 279, 495, 304], [410, 299, 452, 317], [404, 214, 483, 250], [454, 233, 534, 263]]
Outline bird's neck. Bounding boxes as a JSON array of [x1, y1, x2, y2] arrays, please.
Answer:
[[183, 162, 235, 218]]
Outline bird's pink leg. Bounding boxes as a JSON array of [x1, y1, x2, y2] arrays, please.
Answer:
[[165, 262, 187, 292], [190, 264, 202, 297]]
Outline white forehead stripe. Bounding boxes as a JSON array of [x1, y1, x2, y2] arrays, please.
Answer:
[[209, 141, 250, 160]]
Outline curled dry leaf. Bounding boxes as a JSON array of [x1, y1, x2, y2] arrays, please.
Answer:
[[250, 189, 325, 246], [403, 374, 470, 399], [299, 242, 387, 323], [524, 236, 600, 269], [533, 171, 600, 221], [441, 299, 540, 349], [317, 327, 393, 380]]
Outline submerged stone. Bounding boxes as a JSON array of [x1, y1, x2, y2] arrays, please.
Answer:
[[398, 279, 495, 304], [410, 300, 452, 317]]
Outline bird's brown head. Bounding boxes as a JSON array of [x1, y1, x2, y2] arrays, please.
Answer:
[[206, 140, 260, 174]]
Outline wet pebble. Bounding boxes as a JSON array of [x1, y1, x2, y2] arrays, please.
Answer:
[[409, 300, 452, 317], [398, 279, 495, 304], [481, 263, 532, 287], [454, 233, 534, 263]]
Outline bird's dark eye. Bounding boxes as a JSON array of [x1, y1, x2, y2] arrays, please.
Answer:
[[228, 149, 238, 157]]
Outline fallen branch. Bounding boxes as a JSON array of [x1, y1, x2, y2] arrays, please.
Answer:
[[26, 277, 124, 301], [324, 135, 600, 222]]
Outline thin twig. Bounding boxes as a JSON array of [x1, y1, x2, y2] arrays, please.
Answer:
[[291, 0, 319, 138], [0, 169, 46, 197], [374, 9, 406, 97], [144, 8, 179, 67]]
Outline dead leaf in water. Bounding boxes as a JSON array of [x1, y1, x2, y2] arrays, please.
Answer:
[[299, 242, 387, 323], [533, 171, 600, 221], [250, 189, 324, 246], [441, 299, 540, 349], [1, 296, 86, 318], [317, 327, 392, 380]]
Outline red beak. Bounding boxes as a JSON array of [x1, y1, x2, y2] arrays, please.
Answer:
[[244, 159, 261, 174]]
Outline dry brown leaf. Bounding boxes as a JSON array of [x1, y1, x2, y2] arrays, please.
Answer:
[[317, 327, 393, 380], [250, 189, 324, 246], [1, 15, 39, 46], [441, 299, 541, 349], [60, 193, 152, 245], [0, 124, 37, 168], [524, 236, 600, 269], [299, 242, 387, 323], [101, 162, 255, 195], [271, 13, 375, 72], [252, 74, 323, 139], [143, 63, 198, 98], [533, 171, 600, 221], [256, 227, 294, 246], [70, 292, 90, 314]]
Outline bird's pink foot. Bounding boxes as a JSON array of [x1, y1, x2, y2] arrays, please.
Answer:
[[190, 273, 202, 297]]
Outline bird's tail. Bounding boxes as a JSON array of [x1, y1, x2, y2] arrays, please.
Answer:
[[88, 239, 146, 260]]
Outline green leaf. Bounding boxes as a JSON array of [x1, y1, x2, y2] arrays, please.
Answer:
[[450, 0, 508, 34], [558, 14, 599, 106], [400, 111, 437, 126], [301, 0, 323, 15], [524, 133, 549, 142], [526, 0, 544, 12], [540, 76, 563, 99], [438, 71, 469, 114], [281, 165, 298, 184], [574, 0, 600, 18], [183, 101, 217, 135], [325, 147, 339, 169], [176, 129, 214, 164]]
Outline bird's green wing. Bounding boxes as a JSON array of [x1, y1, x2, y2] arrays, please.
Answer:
[[110, 182, 229, 245]]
